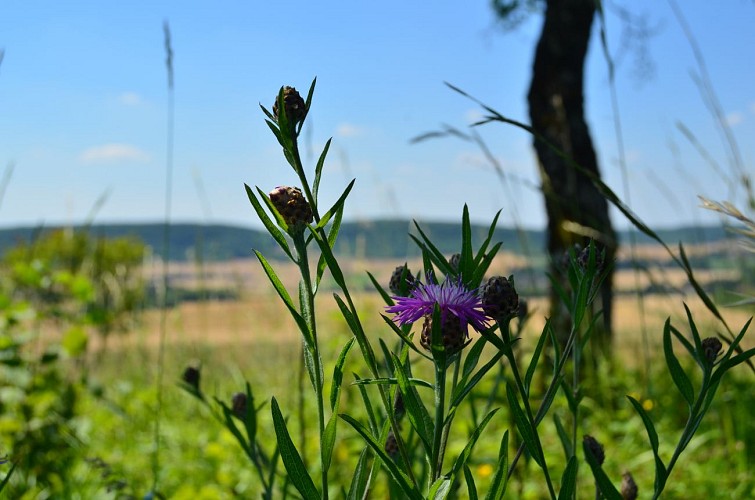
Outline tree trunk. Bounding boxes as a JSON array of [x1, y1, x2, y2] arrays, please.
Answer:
[[527, 0, 617, 347]]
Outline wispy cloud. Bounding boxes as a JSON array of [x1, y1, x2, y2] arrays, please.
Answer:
[[117, 91, 143, 106], [725, 111, 744, 127], [464, 108, 484, 124], [79, 143, 150, 164], [336, 123, 365, 137]]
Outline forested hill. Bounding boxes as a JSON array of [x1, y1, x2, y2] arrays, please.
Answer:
[[0, 221, 729, 262]]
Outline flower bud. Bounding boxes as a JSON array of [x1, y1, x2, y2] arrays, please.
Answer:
[[272, 86, 306, 127], [384, 430, 399, 460], [577, 242, 605, 272], [269, 186, 313, 230], [583, 435, 605, 465], [481, 276, 519, 322], [389, 264, 416, 296], [420, 313, 469, 355], [621, 471, 638, 500], [232, 392, 248, 419], [393, 391, 405, 421], [182, 365, 200, 391], [449, 253, 461, 273], [701, 337, 722, 364]]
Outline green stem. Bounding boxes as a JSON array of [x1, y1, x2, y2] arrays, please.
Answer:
[[431, 359, 447, 482], [504, 334, 557, 500], [294, 235, 328, 499]]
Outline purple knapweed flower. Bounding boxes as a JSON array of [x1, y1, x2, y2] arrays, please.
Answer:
[[386, 278, 488, 333]]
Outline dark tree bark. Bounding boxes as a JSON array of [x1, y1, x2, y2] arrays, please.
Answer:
[[527, 0, 617, 346]]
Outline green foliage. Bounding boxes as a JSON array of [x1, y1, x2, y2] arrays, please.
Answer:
[[2, 229, 146, 338]]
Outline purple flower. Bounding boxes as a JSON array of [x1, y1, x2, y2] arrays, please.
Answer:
[[386, 278, 489, 333]]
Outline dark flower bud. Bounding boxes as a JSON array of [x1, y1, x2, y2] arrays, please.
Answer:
[[269, 186, 313, 230], [621, 471, 638, 500], [182, 365, 200, 391], [420, 313, 469, 355], [384, 430, 399, 460], [389, 263, 416, 296], [577, 242, 605, 272], [481, 276, 519, 322], [701, 337, 723, 364], [583, 435, 605, 465], [232, 392, 248, 419], [449, 253, 461, 273], [393, 391, 405, 421], [272, 86, 307, 126]]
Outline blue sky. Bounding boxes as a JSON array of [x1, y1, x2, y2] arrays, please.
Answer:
[[0, 1, 752, 231]]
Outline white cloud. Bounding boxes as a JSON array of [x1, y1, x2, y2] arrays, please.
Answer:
[[725, 111, 744, 127], [79, 143, 150, 164], [118, 91, 143, 106], [336, 123, 365, 137]]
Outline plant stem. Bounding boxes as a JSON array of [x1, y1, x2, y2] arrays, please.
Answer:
[[294, 235, 328, 499], [431, 359, 447, 482], [503, 330, 557, 500]]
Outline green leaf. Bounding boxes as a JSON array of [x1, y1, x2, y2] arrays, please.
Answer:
[[450, 351, 503, 408], [627, 395, 667, 492], [460, 204, 473, 280], [271, 398, 319, 500], [524, 320, 550, 395], [334, 294, 379, 375], [582, 439, 622, 500], [255, 251, 312, 348], [380, 314, 431, 360], [392, 353, 434, 455], [340, 413, 422, 499], [347, 447, 372, 500], [462, 335, 488, 379], [312, 137, 332, 200], [244, 184, 293, 260], [663, 319, 695, 406], [322, 411, 338, 473], [627, 395, 659, 453], [473, 209, 502, 268], [428, 477, 452, 499], [368, 271, 393, 305], [553, 413, 573, 459], [463, 465, 478, 500], [470, 241, 503, 288], [557, 455, 578, 500], [331, 337, 355, 410], [410, 222, 452, 276], [353, 373, 379, 436], [506, 384, 543, 467], [448, 409, 500, 477], [484, 431, 509, 500]]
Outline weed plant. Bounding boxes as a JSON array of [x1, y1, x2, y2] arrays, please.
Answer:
[[178, 81, 754, 499]]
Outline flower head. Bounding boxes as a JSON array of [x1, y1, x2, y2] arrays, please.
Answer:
[[386, 278, 488, 332]]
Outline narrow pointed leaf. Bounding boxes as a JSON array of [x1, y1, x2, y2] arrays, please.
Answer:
[[553, 413, 573, 459], [392, 353, 434, 454], [347, 447, 372, 500], [312, 137, 332, 200], [525, 320, 550, 395], [255, 251, 313, 348], [449, 408, 499, 477], [463, 465, 478, 500], [663, 319, 695, 406], [506, 384, 543, 467], [557, 456, 578, 500], [322, 411, 339, 473], [484, 431, 509, 500], [340, 413, 422, 499], [271, 398, 319, 499], [331, 337, 355, 410]]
